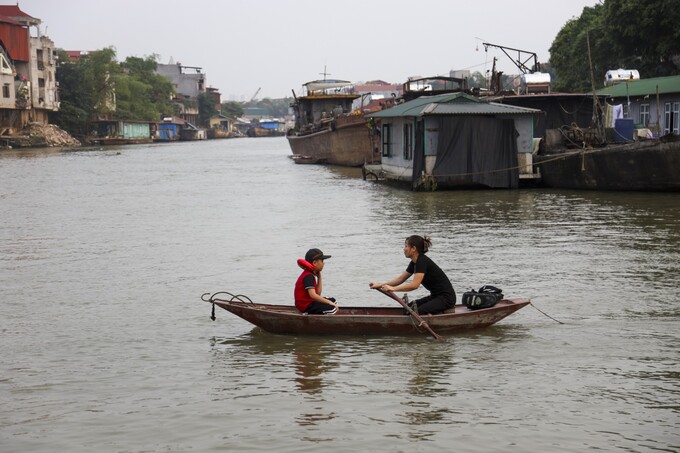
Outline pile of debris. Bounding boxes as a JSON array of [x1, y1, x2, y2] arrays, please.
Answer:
[[5, 123, 81, 148]]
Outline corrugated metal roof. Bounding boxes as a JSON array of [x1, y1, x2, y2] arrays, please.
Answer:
[[597, 75, 680, 97], [369, 92, 540, 118]]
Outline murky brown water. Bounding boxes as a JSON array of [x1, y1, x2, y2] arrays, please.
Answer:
[[1, 138, 679, 452]]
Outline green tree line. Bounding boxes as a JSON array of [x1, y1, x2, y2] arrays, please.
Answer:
[[54, 47, 293, 136], [549, 0, 680, 92], [54, 48, 179, 136]]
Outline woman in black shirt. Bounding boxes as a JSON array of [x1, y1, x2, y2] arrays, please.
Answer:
[[369, 235, 456, 314]]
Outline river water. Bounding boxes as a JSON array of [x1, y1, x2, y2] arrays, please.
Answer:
[[1, 137, 679, 452]]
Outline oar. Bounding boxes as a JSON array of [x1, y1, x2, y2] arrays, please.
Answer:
[[375, 288, 443, 341]]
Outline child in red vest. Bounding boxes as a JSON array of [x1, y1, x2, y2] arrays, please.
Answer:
[[294, 248, 338, 314]]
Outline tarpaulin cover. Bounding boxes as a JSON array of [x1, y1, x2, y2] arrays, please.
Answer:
[[420, 116, 519, 188]]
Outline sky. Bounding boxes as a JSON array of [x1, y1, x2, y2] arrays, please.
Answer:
[[15, 0, 599, 100]]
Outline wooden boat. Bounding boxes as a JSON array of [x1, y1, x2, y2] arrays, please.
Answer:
[[203, 292, 530, 336], [291, 154, 327, 165], [287, 78, 378, 167]]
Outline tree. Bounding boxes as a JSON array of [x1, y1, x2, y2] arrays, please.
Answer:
[[468, 71, 488, 90], [549, 0, 680, 93], [604, 0, 680, 76], [54, 47, 119, 135], [117, 55, 176, 120], [549, 3, 608, 92], [197, 92, 217, 126], [250, 97, 293, 117], [221, 101, 244, 118]]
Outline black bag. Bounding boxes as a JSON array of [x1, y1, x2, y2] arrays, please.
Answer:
[[462, 285, 504, 310]]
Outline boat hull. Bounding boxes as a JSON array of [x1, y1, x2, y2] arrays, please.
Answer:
[[209, 298, 530, 336], [287, 116, 377, 167], [536, 138, 680, 191]]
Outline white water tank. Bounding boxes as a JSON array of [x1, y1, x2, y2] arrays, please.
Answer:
[[521, 72, 551, 93], [522, 72, 551, 85], [604, 69, 640, 86]]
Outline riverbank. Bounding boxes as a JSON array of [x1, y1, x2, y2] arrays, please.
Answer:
[[1, 123, 81, 148]]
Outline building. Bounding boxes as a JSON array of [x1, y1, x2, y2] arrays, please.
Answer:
[[0, 4, 59, 132], [155, 61, 206, 125], [597, 75, 680, 136], [156, 62, 205, 98]]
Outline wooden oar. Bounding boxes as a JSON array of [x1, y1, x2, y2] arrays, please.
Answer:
[[375, 288, 443, 341]]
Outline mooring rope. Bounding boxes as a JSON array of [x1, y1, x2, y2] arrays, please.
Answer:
[[530, 302, 564, 324]]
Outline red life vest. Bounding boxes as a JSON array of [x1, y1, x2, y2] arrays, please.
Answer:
[[294, 259, 317, 312], [294, 269, 318, 312]]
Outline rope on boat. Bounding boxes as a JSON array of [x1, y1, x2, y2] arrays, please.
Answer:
[[416, 149, 585, 180], [530, 301, 564, 324], [201, 291, 254, 322]]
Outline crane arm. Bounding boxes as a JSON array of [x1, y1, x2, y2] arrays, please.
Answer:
[[482, 42, 539, 74]]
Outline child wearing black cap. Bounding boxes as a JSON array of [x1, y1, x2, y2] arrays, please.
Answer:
[[294, 248, 338, 314]]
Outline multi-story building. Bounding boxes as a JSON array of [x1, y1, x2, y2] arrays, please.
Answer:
[[0, 5, 58, 132], [156, 61, 206, 125]]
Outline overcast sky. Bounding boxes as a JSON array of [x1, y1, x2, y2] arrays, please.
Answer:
[[17, 0, 599, 100]]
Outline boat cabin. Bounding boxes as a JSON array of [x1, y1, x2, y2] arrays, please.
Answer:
[[598, 75, 680, 137], [367, 92, 540, 190], [290, 80, 359, 133]]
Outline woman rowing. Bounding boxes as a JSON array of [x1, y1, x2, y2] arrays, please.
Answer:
[[369, 235, 455, 315]]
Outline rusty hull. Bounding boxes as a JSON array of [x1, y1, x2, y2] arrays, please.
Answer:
[[286, 116, 377, 167]]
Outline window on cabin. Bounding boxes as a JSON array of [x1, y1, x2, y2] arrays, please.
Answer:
[[2, 84, 9, 98], [403, 123, 412, 160], [382, 123, 392, 157], [639, 104, 649, 127], [664, 102, 680, 134]]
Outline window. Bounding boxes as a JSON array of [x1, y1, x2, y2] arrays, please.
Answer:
[[2, 83, 9, 98], [36, 49, 44, 70], [639, 103, 649, 126], [403, 123, 413, 160], [664, 102, 680, 134], [382, 123, 392, 157], [0, 54, 11, 75]]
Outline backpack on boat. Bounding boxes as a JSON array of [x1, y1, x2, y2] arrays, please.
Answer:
[[462, 285, 504, 310]]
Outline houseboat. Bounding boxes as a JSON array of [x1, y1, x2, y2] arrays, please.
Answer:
[[287, 79, 378, 167], [532, 75, 680, 191], [364, 92, 540, 190]]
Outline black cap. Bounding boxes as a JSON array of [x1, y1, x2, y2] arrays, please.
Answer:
[[305, 248, 331, 262]]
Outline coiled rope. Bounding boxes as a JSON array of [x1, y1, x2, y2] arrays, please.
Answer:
[[201, 291, 253, 321]]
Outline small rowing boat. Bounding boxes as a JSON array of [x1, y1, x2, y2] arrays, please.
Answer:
[[290, 154, 327, 165], [202, 292, 530, 337]]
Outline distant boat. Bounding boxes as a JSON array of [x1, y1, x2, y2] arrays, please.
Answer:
[[290, 154, 327, 165], [287, 78, 379, 167], [247, 118, 285, 137]]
